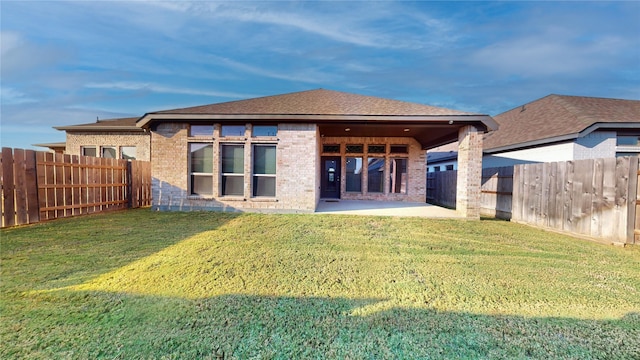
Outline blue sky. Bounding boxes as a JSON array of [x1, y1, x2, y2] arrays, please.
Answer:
[[2, 1, 639, 149]]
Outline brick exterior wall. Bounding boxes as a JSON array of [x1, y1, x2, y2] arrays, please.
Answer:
[[65, 131, 151, 161], [456, 125, 483, 219], [150, 122, 429, 212], [151, 123, 319, 213], [320, 137, 427, 203]]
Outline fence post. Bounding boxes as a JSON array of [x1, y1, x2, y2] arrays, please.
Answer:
[[126, 161, 133, 208], [626, 156, 639, 244], [1, 148, 16, 227]]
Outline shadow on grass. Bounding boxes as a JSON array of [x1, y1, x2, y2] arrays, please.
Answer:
[[3, 290, 639, 359]]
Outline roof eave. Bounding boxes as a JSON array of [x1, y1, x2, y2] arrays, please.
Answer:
[[33, 142, 67, 148], [54, 125, 145, 132], [485, 122, 640, 154], [137, 113, 496, 130]]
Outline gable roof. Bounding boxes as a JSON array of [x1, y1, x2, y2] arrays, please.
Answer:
[[54, 117, 143, 132], [484, 94, 640, 152]]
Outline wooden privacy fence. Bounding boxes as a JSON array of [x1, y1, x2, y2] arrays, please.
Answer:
[[512, 157, 638, 244], [427, 156, 639, 244], [1, 147, 151, 228], [426, 167, 512, 218]]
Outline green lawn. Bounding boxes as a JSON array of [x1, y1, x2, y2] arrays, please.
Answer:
[[1, 209, 639, 359]]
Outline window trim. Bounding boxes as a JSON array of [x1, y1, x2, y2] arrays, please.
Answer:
[[366, 157, 385, 193], [120, 146, 137, 160], [221, 125, 246, 138], [81, 146, 97, 157], [101, 146, 117, 159], [252, 125, 278, 137], [252, 144, 276, 197], [189, 124, 214, 138], [389, 157, 408, 195], [188, 143, 214, 196], [220, 143, 245, 197], [345, 156, 363, 193]]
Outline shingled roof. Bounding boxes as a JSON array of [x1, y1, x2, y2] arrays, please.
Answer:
[[136, 89, 497, 149], [484, 95, 640, 152], [148, 89, 479, 117], [54, 117, 143, 132]]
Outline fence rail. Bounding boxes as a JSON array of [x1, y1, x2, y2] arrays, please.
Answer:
[[427, 156, 639, 244], [1, 147, 151, 228]]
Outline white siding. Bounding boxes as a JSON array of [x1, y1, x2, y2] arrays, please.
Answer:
[[574, 131, 616, 159], [483, 142, 575, 168]]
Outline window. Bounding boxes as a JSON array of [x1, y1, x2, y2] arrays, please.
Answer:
[[189, 144, 213, 196], [389, 158, 407, 194], [253, 145, 276, 197], [368, 145, 386, 154], [346, 157, 362, 192], [221, 144, 244, 196], [390, 145, 408, 154], [121, 146, 136, 160], [190, 124, 214, 137], [101, 146, 117, 159], [367, 158, 384, 193], [346, 144, 364, 153], [434, 166, 441, 172], [323, 144, 340, 153], [445, 165, 454, 171], [253, 125, 278, 137], [617, 135, 640, 146], [221, 125, 245, 137], [81, 146, 96, 157]]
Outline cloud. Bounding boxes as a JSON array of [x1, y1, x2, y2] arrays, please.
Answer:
[[0, 31, 69, 79], [84, 81, 256, 99], [207, 55, 340, 84], [0, 87, 36, 105], [145, 1, 451, 50], [471, 34, 628, 77]]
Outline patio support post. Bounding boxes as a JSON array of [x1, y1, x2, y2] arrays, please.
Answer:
[[456, 125, 482, 219]]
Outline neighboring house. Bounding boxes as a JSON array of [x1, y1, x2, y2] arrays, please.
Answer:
[[51, 117, 151, 161], [136, 89, 497, 215], [427, 94, 640, 170], [32, 142, 67, 154], [426, 141, 458, 173]]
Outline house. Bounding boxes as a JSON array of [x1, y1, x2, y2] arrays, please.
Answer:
[[50, 117, 151, 161], [427, 94, 640, 170], [136, 89, 497, 217], [32, 142, 67, 154]]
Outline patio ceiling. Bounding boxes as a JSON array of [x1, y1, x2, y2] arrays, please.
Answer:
[[319, 121, 483, 150]]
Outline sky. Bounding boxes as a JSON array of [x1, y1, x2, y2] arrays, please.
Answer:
[[1, 1, 639, 150]]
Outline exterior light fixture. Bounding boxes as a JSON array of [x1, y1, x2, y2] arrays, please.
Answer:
[[345, 128, 351, 132], [403, 128, 410, 132]]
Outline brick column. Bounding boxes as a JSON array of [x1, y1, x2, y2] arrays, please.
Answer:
[[456, 125, 482, 219]]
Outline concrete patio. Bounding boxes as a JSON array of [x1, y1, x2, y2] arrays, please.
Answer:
[[315, 199, 463, 218]]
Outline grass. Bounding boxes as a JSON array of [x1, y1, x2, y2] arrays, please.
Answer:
[[1, 209, 639, 359]]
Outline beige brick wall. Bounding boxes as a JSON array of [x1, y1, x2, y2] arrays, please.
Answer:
[[150, 122, 319, 213], [456, 125, 483, 219], [321, 137, 427, 203], [66, 131, 151, 161]]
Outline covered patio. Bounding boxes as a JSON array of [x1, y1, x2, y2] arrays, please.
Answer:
[[315, 199, 463, 218]]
